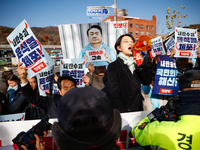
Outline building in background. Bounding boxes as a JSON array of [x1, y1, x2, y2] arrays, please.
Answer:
[[102, 15, 157, 40]]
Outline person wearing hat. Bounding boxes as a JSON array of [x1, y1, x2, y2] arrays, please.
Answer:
[[51, 86, 122, 150], [132, 70, 200, 150]]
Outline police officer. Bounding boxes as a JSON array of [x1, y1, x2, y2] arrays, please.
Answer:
[[132, 70, 200, 150]]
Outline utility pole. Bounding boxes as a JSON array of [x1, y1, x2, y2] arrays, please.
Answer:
[[114, 0, 117, 21]]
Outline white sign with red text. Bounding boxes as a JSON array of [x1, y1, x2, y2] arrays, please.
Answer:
[[174, 27, 199, 58], [85, 49, 107, 62], [6, 19, 55, 78]]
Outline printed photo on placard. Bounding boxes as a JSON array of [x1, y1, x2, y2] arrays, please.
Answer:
[[174, 27, 199, 58], [7, 19, 55, 78], [58, 21, 128, 66], [60, 59, 85, 87]]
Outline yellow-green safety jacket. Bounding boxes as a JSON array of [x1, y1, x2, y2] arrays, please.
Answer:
[[132, 115, 200, 150]]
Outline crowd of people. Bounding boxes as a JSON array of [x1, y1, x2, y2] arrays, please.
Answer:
[[0, 32, 200, 150]]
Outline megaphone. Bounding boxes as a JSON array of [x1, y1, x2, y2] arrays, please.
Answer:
[[131, 35, 152, 66]]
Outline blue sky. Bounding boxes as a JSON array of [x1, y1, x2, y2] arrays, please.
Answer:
[[0, 0, 199, 34]]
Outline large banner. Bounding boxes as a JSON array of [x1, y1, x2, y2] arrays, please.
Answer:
[[6, 20, 55, 78], [152, 55, 179, 96], [174, 27, 199, 58], [58, 21, 128, 66], [0, 111, 150, 150], [0, 113, 25, 122]]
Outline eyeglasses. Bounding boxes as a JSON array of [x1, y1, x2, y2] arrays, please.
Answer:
[[122, 40, 134, 44]]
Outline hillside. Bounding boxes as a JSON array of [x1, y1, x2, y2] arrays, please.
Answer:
[[0, 26, 60, 45]]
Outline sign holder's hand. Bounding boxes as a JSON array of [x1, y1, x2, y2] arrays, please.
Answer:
[[87, 62, 95, 75], [105, 52, 111, 63], [17, 62, 28, 84]]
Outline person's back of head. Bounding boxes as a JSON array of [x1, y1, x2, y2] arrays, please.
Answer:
[[51, 86, 121, 150]]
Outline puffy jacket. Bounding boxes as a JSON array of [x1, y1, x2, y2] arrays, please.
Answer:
[[132, 115, 200, 150]]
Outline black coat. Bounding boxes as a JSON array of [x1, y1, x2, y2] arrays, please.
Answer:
[[19, 82, 61, 118], [107, 57, 152, 113], [9, 89, 47, 120]]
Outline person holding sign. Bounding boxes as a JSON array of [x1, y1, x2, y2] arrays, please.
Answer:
[[9, 76, 47, 120], [78, 25, 116, 67], [107, 34, 152, 113], [83, 63, 108, 92], [17, 62, 76, 118]]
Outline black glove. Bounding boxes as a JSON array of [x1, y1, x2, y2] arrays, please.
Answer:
[[147, 96, 181, 122], [163, 96, 181, 114]]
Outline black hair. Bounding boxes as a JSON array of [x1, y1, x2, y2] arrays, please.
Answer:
[[87, 25, 102, 37], [2, 70, 13, 80], [6, 74, 20, 82], [114, 34, 135, 54], [55, 72, 60, 77], [57, 75, 77, 90]]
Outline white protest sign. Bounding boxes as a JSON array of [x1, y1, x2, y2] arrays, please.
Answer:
[[151, 36, 166, 57], [37, 65, 54, 96], [174, 27, 199, 58], [0, 113, 25, 122], [60, 59, 85, 88], [165, 36, 175, 56], [6, 19, 55, 78], [85, 49, 107, 62]]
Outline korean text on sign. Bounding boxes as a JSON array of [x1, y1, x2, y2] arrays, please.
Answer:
[[60, 59, 85, 88], [174, 27, 199, 58], [7, 19, 54, 78], [152, 55, 179, 96]]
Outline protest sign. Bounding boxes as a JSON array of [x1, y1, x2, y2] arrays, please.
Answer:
[[0, 113, 25, 122], [6, 19, 55, 78], [58, 21, 128, 66], [151, 36, 166, 57], [174, 27, 199, 58], [152, 55, 179, 96], [165, 36, 175, 56], [52, 83, 59, 94], [60, 59, 85, 87], [37, 65, 54, 96]]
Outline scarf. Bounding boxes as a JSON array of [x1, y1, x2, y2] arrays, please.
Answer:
[[7, 85, 18, 104], [118, 52, 136, 74]]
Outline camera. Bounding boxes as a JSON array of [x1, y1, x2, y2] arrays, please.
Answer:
[[12, 115, 52, 149], [147, 96, 180, 122]]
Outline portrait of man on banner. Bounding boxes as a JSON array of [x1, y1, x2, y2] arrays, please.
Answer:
[[78, 25, 116, 66]]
